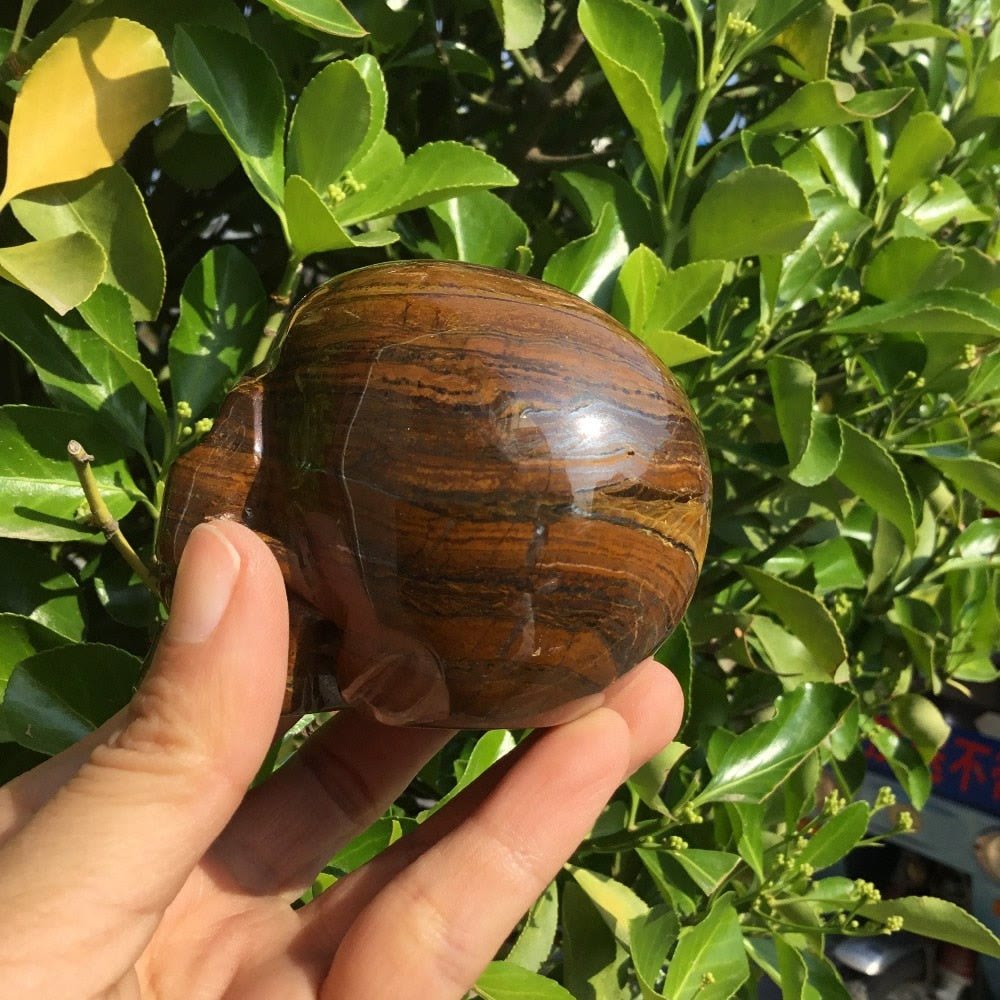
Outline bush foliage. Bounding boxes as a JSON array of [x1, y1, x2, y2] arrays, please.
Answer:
[[0, 0, 999, 995]]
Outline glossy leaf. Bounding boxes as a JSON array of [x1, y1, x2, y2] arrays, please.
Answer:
[[0, 18, 171, 209], [0, 406, 140, 542], [578, 0, 668, 194], [335, 142, 517, 226], [0, 285, 164, 455], [754, 81, 910, 134], [168, 246, 269, 423], [0, 541, 84, 640], [661, 896, 749, 1000], [860, 897, 1000, 957], [287, 60, 372, 194], [0, 234, 106, 316], [285, 175, 400, 260], [508, 882, 558, 973], [742, 566, 847, 675], [78, 284, 140, 361], [475, 961, 572, 1000], [556, 166, 656, 248], [836, 421, 917, 549], [778, 191, 872, 306], [868, 723, 932, 808], [798, 801, 869, 869], [642, 330, 717, 368], [827, 289, 1000, 340], [885, 111, 955, 203], [328, 817, 407, 874], [561, 880, 628, 1000], [426, 191, 529, 270], [569, 866, 648, 944], [423, 728, 516, 819], [93, 545, 157, 629], [174, 26, 286, 217], [486, 0, 545, 49], [689, 167, 814, 262], [767, 355, 844, 486], [3, 643, 141, 754], [258, 0, 365, 37], [889, 693, 950, 765], [0, 613, 72, 740], [12, 165, 165, 322], [630, 905, 679, 1000], [628, 741, 688, 814], [863, 237, 963, 302], [903, 177, 991, 232], [667, 849, 740, 895], [694, 683, 855, 805], [774, 5, 834, 80], [542, 204, 628, 309], [919, 448, 1000, 510]]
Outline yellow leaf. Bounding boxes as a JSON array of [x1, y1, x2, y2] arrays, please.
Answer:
[[0, 18, 171, 210], [0, 233, 107, 314]]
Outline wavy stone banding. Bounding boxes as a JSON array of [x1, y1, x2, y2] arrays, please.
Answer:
[[156, 261, 711, 728]]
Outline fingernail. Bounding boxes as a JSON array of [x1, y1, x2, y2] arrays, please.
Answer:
[[166, 522, 242, 645]]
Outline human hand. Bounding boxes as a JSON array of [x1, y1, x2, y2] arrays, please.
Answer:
[[0, 520, 683, 999]]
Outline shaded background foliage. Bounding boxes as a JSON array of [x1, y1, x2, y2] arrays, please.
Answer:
[[0, 0, 999, 996]]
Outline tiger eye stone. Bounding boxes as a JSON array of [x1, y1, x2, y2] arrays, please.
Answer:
[[156, 261, 711, 728]]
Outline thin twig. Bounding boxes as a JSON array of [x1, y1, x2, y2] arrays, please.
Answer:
[[68, 440, 160, 597]]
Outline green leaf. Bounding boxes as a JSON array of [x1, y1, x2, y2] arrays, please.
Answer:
[[826, 289, 1000, 339], [863, 237, 963, 302], [569, 867, 648, 945], [885, 111, 956, 203], [78, 284, 140, 361], [754, 81, 910, 134], [889, 693, 950, 765], [811, 125, 866, 207], [689, 167, 814, 262], [561, 880, 628, 1000], [508, 881, 558, 973], [0, 285, 165, 455], [475, 961, 572, 1000], [919, 448, 1000, 510], [328, 816, 407, 874], [486, 0, 545, 49], [335, 142, 517, 226], [630, 905, 679, 1000], [773, 5, 834, 80], [742, 566, 847, 675], [641, 329, 717, 368], [285, 175, 400, 259], [0, 541, 84, 640], [12, 164, 165, 322], [257, 0, 365, 37], [93, 545, 157, 629], [3, 643, 142, 754], [556, 166, 656, 247], [752, 617, 829, 684], [578, 0, 668, 195], [798, 801, 869, 869], [0, 18, 172, 209], [426, 191, 529, 270], [420, 729, 517, 823], [287, 59, 372, 194], [0, 406, 139, 542], [168, 246, 269, 423], [727, 802, 765, 878], [542, 204, 628, 309], [868, 723, 932, 808], [628, 741, 688, 814], [859, 897, 1000, 957], [835, 421, 917, 549], [0, 613, 72, 741], [661, 896, 749, 1000], [903, 177, 991, 232], [777, 190, 872, 306], [0, 233, 106, 316], [768, 355, 845, 486], [694, 683, 855, 805], [666, 849, 740, 895], [174, 25, 286, 218]]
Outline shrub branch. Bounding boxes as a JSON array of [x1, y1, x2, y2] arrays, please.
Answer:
[[68, 439, 159, 597]]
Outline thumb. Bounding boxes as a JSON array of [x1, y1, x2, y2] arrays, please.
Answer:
[[0, 520, 288, 986]]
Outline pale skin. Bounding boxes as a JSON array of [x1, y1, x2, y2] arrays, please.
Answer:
[[0, 520, 684, 999]]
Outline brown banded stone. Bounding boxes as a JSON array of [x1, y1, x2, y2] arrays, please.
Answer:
[[156, 261, 711, 728]]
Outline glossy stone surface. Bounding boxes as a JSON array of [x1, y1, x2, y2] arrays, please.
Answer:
[[156, 261, 711, 728]]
